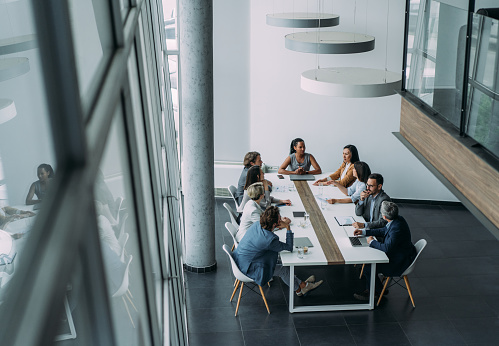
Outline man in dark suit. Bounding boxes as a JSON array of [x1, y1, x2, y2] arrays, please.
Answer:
[[353, 201, 417, 300], [353, 173, 391, 231], [233, 206, 322, 296]]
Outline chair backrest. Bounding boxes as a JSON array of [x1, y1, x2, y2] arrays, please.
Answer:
[[117, 213, 129, 240], [223, 202, 240, 227], [227, 185, 239, 209], [112, 254, 133, 298], [222, 244, 253, 283], [225, 222, 239, 249], [119, 232, 129, 262], [401, 239, 427, 276]]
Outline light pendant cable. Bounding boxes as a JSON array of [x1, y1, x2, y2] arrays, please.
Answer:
[[384, 0, 390, 83]]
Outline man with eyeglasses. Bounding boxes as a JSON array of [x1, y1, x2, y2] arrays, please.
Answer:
[[352, 173, 391, 232]]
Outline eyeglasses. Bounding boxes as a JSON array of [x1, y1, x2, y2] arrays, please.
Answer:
[[366, 184, 377, 188]]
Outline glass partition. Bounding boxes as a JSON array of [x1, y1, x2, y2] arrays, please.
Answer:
[[465, 13, 499, 156]]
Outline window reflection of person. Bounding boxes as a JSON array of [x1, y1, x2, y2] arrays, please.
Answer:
[[26, 164, 54, 205]]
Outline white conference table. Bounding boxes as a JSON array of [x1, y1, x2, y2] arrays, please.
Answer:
[[268, 173, 388, 313]]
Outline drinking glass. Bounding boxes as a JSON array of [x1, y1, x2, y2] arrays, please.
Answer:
[[321, 199, 327, 210], [304, 213, 310, 227], [318, 182, 323, 196], [297, 247, 304, 259]]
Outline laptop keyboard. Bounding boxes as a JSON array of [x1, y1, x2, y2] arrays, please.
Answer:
[[349, 237, 362, 246]]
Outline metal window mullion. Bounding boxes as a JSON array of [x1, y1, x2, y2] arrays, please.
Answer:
[[402, 0, 410, 91], [460, 0, 476, 136]]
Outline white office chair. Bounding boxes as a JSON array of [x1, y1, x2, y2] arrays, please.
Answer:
[[223, 202, 240, 227], [117, 213, 129, 241], [113, 255, 137, 327], [377, 239, 427, 307], [222, 244, 270, 316], [225, 222, 239, 251], [227, 185, 240, 210], [118, 232, 129, 262]]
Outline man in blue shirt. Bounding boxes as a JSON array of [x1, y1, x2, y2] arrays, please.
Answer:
[[233, 206, 323, 296], [353, 201, 417, 300]]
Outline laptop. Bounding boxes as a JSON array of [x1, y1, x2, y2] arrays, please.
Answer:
[[343, 226, 369, 247], [290, 174, 315, 181]]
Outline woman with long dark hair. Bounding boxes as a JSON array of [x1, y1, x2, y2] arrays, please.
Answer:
[[26, 163, 55, 205], [313, 144, 359, 187], [278, 138, 322, 175], [327, 161, 371, 204]]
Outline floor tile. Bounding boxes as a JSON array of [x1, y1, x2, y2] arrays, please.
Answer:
[[291, 311, 345, 328], [238, 304, 294, 331], [450, 317, 499, 344], [348, 322, 411, 345], [400, 319, 466, 345], [188, 331, 244, 346], [242, 327, 300, 346], [387, 296, 446, 321], [187, 307, 241, 333], [438, 296, 496, 319], [296, 325, 355, 345]]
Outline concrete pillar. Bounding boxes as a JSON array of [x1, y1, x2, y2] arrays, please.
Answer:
[[179, 0, 216, 272]]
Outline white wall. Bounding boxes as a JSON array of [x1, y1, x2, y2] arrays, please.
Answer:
[[215, 0, 458, 201]]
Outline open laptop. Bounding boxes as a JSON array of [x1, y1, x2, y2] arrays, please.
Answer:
[[290, 174, 315, 181], [343, 226, 369, 247]]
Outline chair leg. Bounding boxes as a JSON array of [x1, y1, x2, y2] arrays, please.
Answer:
[[403, 276, 416, 307], [122, 296, 136, 328], [377, 277, 391, 306], [267, 281, 271, 287], [233, 278, 238, 287], [359, 264, 365, 279], [235, 283, 244, 316], [126, 292, 138, 312], [230, 280, 240, 301], [258, 285, 271, 314], [231, 244, 235, 251]]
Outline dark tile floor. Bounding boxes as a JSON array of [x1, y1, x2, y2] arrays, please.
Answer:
[[185, 199, 499, 346]]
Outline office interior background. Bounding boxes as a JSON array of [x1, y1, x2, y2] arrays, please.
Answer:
[[0, 0, 498, 345]]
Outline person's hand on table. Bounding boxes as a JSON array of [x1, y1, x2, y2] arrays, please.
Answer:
[[295, 167, 305, 175], [266, 179, 273, 187], [280, 199, 292, 206], [352, 221, 365, 229], [313, 178, 326, 186], [367, 236, 374, 244], [353, 229, 363, 236], [327, 198, 337, 204]]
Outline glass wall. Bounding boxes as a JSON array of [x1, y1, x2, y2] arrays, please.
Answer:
[[0, 0, 184, 344], [405, 1, 499, 158]]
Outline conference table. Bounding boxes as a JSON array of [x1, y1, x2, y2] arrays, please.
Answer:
[[268, 173, 388, 313]]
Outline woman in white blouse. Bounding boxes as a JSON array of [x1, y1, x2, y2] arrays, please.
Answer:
[[237, 166, 291, 213], [236, 182, 265, 242], [327, 161, 371, 204]]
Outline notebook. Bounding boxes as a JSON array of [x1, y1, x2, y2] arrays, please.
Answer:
[[290, 174, 315, 181], [334, 216, 356, 226], [294, 237, 314, 248]]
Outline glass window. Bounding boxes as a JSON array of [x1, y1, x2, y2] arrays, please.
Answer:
[[68, 0, 114, 111], [120, 0, 131, 20], [0, 0, 55, 293], [406, 0, 468, 128], [95, 107, 152, 346], [162, 0, 178, 51]]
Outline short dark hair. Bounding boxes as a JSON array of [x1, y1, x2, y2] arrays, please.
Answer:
[[368, 173, 384, 186], [344, 145, 360, 163], [381, 201, 398, 220], [260, 206, 280, 230], [243, 152, 260, 168], [354, 161, 371, 183], [290, 138, 305, 155], [38, 163, 54, 178], [244, 165, 261, 190]]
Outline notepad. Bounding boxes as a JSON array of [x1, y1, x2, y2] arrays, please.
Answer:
[[294, 237, 313, 248], [334, 216, 356, 226]]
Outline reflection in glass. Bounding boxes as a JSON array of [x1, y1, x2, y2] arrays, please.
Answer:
[[0, 0, 55, 295], [406, 0, 467, 128], [162, 0, 178, 50], [95, 109, 150, 345], [68, 0, 113, 107]]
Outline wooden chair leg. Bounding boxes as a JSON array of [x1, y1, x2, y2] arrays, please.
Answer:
[[235, 283, 244, 316], [233, 278, 238, 287], [267, 281, 271, 287], [122, 296, 136, 328], [377, 277, 391, 306], [403, 276, 416, 307], [126, 292, 138, 312], [359, 264, 365, 279], [230, 280, 240, 301], [259, 285, 271, 314], [231, 244, 235, 251]]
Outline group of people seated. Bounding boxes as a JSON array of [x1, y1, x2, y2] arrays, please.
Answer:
[[231, 138, 417, 301]]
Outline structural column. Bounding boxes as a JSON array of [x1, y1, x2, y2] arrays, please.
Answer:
[[179, 0, 216, 272]]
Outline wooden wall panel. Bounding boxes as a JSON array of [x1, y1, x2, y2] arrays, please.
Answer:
[[400, 98, 499, 229]]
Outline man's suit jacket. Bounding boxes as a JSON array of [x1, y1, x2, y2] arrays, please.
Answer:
[[355, 190, 391, 229], [233, 221, 293, 286], [366, 216, 417, 276]]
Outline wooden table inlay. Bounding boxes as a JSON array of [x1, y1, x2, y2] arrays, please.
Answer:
[[294, 181, 345, 265]]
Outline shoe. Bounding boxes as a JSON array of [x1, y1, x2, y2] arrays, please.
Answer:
[[300, 280, 323, 296], [305, 275, 315, 283], [353, 290, 382, 301]]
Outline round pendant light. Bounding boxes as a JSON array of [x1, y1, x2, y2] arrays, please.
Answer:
[[0, 57, 30, 82], [266, 13, 340, 28], [0, 34, 37, 55], [301, 67, 401, 97], [285, 32, 375, 54], [0, 99, 17, 124]]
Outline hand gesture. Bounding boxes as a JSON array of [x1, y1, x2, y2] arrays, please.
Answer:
[[352, 222, 365, 229], [360, 190, 369, 201], [327, 198, 337, 204], [353, 229, 363, 236]]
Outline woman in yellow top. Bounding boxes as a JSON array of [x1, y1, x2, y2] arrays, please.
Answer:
[[313, 144, 359, 188]]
